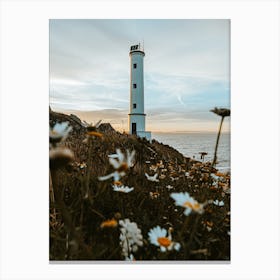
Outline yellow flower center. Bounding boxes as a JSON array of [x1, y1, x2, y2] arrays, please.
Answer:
[[157, 237, 171, 247], [114, 181, 123, 186], [87, 131, 103, 138], [184, 201, 201, 210], [117, 162, 128, 172], [100, 219, 118, 228]]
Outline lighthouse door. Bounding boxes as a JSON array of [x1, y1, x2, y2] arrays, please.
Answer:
[[132, 123, 137, 134]]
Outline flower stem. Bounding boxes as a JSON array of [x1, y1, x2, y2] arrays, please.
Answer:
[[212, 116, 225, 167], [50, 169, 92, 259], [185, 215, 200, 259]]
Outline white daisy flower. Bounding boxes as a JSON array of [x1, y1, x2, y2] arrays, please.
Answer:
[[145, 173, 159, 182], [98, 149, 135, 182], [149, 165, 158, 172], [171, 177, 179, 182], [82, 119, 102, 129], [213, 200, 225, 206], [99, 171, 122, 182], [119, 219, 143, 258], [166, 185, 174, 190], [109, 149, 135, 170], [49, 147, 74, 169], [112, 185, 134, 193], [170, 192, 204, 216], [49, 122, 72, 143], [149, 191, 160, 199], [148, 226, 181, 252]]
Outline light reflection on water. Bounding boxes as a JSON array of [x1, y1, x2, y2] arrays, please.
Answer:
[[152, 132, 230, 171]]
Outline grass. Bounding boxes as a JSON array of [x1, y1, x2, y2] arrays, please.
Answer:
[[49, 112, 230, 261]]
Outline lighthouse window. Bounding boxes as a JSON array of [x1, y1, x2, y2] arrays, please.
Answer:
[[133, 63, 137, 69], [133, 83, 137, 89], [133, 103, 137, 108]]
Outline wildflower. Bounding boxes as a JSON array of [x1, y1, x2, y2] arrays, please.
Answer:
[[49, 147, 74, 169], [87, 130, 103, 138], [149, 165, 158, 172], [145, 173, 159, 182], [49, 122, 72, 144], [98, 149, 135, 182], [171, 177, 179, 182], [166, 185, 174, 190], [210, 107, 230, 118], [79, 162, 87, 169], [149, 191, 160, 199], [148, 226, 180, 252], [203, 220, 213, 232], [210, 107, 230, 166], [100, 218, 118, 229], [82, 120, 103, 141], [185, 172, 190, 177], [109, 149, 135, 170], [213, 199, 225, 206], [112, 185, 134, 193], [156, 160, 164, 168], [119, 219, 143, 259], [170, 192, 204, 216]]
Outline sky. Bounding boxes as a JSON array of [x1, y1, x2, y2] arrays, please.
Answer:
[[50, 19, 230, 132]]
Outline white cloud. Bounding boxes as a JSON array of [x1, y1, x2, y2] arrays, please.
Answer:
[[50, 19, 230, 131]]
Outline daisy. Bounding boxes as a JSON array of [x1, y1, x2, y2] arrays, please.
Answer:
[[49, 147, 74, 169], [78, 162, 87, 169], [112, 185, 134, 193], [82, 120, 103, 142], [166, 185, 174, 190], [213, 199, 225, 206], [145, 173, 159, 182], [171, 177, 179, 182], [149, 165, 158, 172], [210, 107, 230, 118], [149, 191, 160, 199], [148, 226, 180, 252], [170, 192, 204, 216], [49, 122, 72, 143], [119, 219, 143, 258], [98, 149, 135, 182]]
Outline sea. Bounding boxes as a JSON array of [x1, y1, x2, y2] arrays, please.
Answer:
[[152, 132, 230, 172]]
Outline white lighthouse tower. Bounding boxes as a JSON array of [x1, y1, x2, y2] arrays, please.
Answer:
[[128, 44, 151, 140]]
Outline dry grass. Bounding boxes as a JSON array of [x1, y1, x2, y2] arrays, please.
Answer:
[[49, 112, 230, 261]]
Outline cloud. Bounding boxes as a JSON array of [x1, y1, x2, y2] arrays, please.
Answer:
[[50, 19, 230, 132]]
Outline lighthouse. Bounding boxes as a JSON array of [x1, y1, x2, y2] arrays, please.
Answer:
[[128, 44, 151, 140]]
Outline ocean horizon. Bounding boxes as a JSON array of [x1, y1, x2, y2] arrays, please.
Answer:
[[152, 131, 230, 172]]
